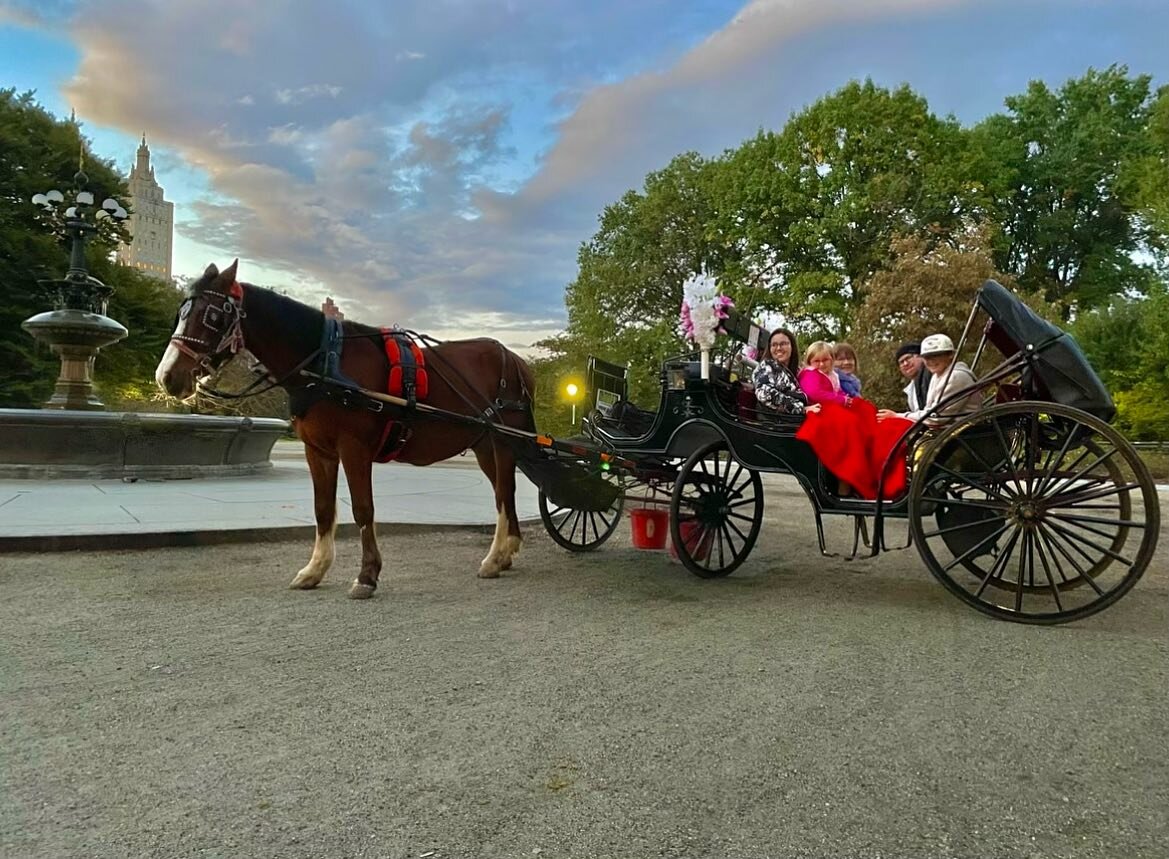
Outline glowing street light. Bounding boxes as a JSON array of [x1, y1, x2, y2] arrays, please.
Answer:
[[564, 381, 581, 426]]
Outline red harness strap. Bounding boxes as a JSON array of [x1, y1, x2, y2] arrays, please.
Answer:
[[374, 329, 429, 463]]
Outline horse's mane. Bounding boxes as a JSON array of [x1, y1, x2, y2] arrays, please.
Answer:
[[240, 282, 381, 357]]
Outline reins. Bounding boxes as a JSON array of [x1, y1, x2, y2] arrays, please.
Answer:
[[185, 284, 532, 430]]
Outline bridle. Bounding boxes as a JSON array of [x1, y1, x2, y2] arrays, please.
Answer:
[[170, 280, 247, 375]]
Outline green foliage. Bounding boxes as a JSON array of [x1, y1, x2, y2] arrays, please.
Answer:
[[970, 66, 1163, 317], [1072, 284, 1169, 439], [550, 67, 1168, 440], [713, 79, 975, 332], [1126, 85, 1169, 245], [554, 153, 725, 410], [853, 224, 1025, 407]]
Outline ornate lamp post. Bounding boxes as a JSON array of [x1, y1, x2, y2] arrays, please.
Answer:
[[22, 166, 130, 410]]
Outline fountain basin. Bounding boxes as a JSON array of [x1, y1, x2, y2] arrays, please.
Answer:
[[0, 409, 290, 479]]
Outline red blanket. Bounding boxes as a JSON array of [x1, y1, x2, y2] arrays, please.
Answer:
[[795, 399, 913, 500]]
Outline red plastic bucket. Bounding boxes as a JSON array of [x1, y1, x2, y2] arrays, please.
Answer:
[[669, 519, 713, 563], [629, 507, 669, 550]]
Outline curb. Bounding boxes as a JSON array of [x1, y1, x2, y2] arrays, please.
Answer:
[[0, 517, 543, 554]]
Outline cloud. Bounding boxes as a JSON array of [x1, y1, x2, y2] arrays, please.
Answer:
[[40, 0, 1169, 346], [0, 0, 79, 28], [274, 84, 343, 106]]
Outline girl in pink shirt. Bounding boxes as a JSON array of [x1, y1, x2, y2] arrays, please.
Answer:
[[798, 341, 854, 408]]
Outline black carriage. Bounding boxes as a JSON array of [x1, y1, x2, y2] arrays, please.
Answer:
[[537, 280, 1160, 625]]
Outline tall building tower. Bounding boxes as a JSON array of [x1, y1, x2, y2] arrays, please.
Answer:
[[117, 134, 174, 281]]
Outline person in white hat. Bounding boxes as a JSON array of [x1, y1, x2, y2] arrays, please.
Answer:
[[878, 333, 980, 422]]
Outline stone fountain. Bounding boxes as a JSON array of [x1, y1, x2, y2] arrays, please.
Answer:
[[0, 167, 287, 479]]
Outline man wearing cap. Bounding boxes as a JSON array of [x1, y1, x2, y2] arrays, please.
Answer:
[[895, 341, 929, 414], [879, 334, 979, 422]]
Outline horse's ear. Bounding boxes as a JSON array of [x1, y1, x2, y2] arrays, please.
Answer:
[[203, 262, 219, 279], [222, 259, 239, 282]]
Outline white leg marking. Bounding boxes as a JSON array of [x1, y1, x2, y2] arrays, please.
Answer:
[[478, 508, 508, 578], [290, 521, 337, 589]]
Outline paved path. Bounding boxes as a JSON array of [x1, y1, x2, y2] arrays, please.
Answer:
[[0, 441, 540, 550]]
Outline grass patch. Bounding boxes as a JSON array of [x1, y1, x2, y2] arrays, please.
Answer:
[[1137, 449, 1169, 480]]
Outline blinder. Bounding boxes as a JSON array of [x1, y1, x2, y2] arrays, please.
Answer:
[[169, 283, 247, 373]]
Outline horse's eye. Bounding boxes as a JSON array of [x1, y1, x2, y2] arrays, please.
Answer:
[[178, 301, 192, 321]]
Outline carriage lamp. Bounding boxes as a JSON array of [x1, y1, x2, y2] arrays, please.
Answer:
[[564, 382, 582, 425]]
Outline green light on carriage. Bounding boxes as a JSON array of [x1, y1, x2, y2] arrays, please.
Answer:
[[601, 462, 610, 471]]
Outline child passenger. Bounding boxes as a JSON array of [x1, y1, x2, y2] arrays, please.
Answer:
[[832, 342, 862, 397], [798, 341, 854, 408]]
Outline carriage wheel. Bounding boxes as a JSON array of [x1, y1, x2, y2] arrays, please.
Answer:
[[910, 402, 1159, 624], [539, 473, 624, 552], [670, 440, 764, 578]]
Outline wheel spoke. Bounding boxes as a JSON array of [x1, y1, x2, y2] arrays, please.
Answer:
[[699, 526, 715, 570], [1024, 413, 1040, 496], [1047, 513, 1130, 542], [1031, 529, 1065, 612], [922, 495, 1009, 513], [585, 511, 599, 544], [1044, 446, 1120, 499], [725, 514, 750, 544], [930, 462, 1015, 504], [920, 516, 1007, 540], [1048, 512, 1145, 529], [1043, 482, 1142, 508], [973, 526, 1023, 597], [1036, 526, 1075, 587], [1014, 530, 1031, 611], [1044, 519, 1134, 568], [954, 434, 1017, 494], [1038, 522, 1106, 595], [567, 510, 583, 543], [941, 521, 1013, 573], [1036, 443, 1094, 497], [991, 419, 1027, 496]]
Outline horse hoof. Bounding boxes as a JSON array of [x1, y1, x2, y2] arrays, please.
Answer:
[[477, 565, 501, 579], [348, 582, 376, 600], [289, 575, 320, 590]]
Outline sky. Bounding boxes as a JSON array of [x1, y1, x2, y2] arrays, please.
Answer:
[[1, 0, 1167, 352]]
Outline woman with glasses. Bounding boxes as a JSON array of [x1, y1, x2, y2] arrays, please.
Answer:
[[752, 328, 820, 416]]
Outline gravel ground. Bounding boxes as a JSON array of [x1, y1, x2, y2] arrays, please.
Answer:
[[2, 483, 1166, 859]]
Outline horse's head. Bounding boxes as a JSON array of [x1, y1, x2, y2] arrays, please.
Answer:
[[155, 259, 245, 399]]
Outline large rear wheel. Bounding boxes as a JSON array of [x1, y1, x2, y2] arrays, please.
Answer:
[[910, 402, 1159, 624], [670, 440, 764, 578]]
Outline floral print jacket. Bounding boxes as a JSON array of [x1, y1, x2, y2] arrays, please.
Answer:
[[751, 359, 809, 415]]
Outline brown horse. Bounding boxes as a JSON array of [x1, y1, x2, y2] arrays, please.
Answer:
[[155, 260, 537, 599]]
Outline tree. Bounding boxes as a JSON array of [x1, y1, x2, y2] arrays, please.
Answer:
[[1072, 285, 1169, 439], [556, 152, 730, 405], [712, 80, 976, 334], [0, 90, 181, 409], [969, 66, 1162, 317], [1126, 85, 1169, 245], [852, 224, 1026, 407]]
